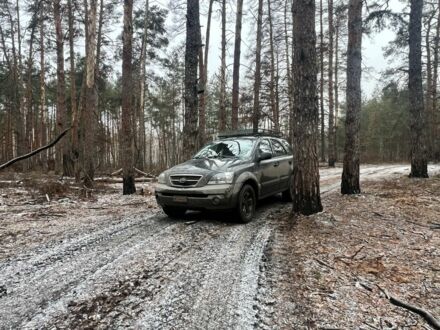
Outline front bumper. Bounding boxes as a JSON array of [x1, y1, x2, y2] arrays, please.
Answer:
[[155, 183, 236, 210]]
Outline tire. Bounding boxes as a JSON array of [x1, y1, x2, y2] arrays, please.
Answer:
[[235, 184, 256, 223], [282, 176, 294, 202], [163, 206, 187, 218]]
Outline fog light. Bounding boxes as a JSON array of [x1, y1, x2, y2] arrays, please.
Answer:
[[212, 196, 220, 205]]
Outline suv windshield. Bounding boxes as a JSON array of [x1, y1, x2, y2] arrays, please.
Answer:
[[194, 138, 255, 159]]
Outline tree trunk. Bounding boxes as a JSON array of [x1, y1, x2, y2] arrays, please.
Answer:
[[68, 0, 79, 172], [341, 0, 362, 194], [432, 2, 440, 161], [54, 0, 72, 176], [121, 0, 136, 194], [231, 0, 244, 130], [267, 0, 279, 132], [425, 13, 433, 158], [218, 0, 227, 131], [284, 0, 294, 144], [319, 0, 325, 162], [138, 0, 149, 168], [252, 0, 264, 133], [198, 27, 205, 146], [183, 0, 201, 160], [291, 0, 323, 215], [334, 13, 340, 162], [83, 0, 98, 187], [39, 8, 47, 170], [200, 0, 214, 143], [408, 0, 428, 178], [327, 0, 336, 167]]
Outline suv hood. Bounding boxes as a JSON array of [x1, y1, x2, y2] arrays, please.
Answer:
[[168, 157, 245, 175]]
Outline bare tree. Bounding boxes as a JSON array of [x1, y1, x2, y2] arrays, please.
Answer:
[[291, 0, 323, 215], [83, 0, 98, 187], [327, 0, 336, 167], [341, 0, 362, 194], [121, 0, 136, 194], [183, 0, 201, 159], [231, 0, 244, 130], [53, 0, 71, 176], [408, 0, 428, 177], [252, 0, 264, 133], [218, 0, 226, 131]]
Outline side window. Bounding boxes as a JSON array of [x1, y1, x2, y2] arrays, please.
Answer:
[[271, 139, 287, 157], [280, 139, 293, 155], [258, 139, 272, 155]]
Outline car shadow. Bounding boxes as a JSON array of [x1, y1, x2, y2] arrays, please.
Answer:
[[160, 194, 286, 224]]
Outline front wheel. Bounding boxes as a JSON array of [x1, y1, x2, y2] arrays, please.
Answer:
[[162, 206, 187, 219], [235, 184, 256, 223]]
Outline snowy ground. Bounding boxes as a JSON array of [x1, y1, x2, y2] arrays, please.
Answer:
[[0, 164, 439, 329]]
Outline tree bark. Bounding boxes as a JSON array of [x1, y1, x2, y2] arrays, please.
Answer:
[[432, 2, 440, 161], [252, 0, 264, 133], [183, 0, 201, 159], [319, 0, 326, 162], [218, 0, 227, 131], [68, 0, 79, 171], [408, 0, 428, 178], [231, 0, 244, 130], [291, 0, 323, 215], [341, 0, 362, 194], [83, 0, 98, 187], [39, 8, 47, 169], [327, 0, 336, 167], [138, 0, 149, 168], [120, 0, 136, 194], [284, 0, 294, 144], [54, 0, 72, 176], [199, 0, 213, 144], [267, 0, 279, 132]]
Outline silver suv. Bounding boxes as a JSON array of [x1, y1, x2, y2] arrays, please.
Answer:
[[155, 131, 294, 222]]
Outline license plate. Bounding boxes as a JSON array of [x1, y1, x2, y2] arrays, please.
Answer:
[[173, 196, 188, 203]]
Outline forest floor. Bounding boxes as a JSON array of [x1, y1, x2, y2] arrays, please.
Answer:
[[0, 164, 439, 329]]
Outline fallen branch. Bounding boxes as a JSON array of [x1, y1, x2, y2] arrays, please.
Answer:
[[134, 167, 154, 177], [0, 127, 71, 171], [111, 168, 123, 176], [377, 285, 440, 330]]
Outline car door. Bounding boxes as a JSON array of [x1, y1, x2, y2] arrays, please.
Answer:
[[256, 138, 279, 198], [270, 138, 292, 191]]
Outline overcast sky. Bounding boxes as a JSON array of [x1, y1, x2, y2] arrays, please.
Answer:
[[151, 0, 406, 99]]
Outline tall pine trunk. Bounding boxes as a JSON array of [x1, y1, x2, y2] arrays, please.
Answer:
[[319, 0, 325, 162], [291, 0, 323, 215], [341, 0, 362, 194], [200, 0, 213, 144], [121, 0, 136, 194], [218, 0, 226, 131], [183, 0, 201, 159], [267, 0, 279, 132], [68, 0, 79, 174], [53, 0, 72, 176], [252, 0, 263, 133], [83, 0, 98, 188], [231, 0, 244, 130], [327, 0, 336, 166], [408, 0, 428, 177]]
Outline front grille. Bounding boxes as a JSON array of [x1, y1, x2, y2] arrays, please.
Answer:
[[170, 174, 202, 187]]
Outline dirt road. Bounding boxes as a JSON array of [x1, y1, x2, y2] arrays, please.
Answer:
[[0, 164, 438, 329]]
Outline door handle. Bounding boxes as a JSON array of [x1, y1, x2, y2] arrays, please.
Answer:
[[273, 162, 279, 167]]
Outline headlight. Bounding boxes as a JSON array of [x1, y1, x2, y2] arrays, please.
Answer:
[[207, 172, 234, 185], [158, 172, 166, 184]]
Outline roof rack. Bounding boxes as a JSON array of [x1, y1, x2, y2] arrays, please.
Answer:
[[218, 129, 283, 138]]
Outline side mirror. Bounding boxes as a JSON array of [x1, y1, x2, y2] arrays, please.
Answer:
[[258, 151, 272, 161]]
